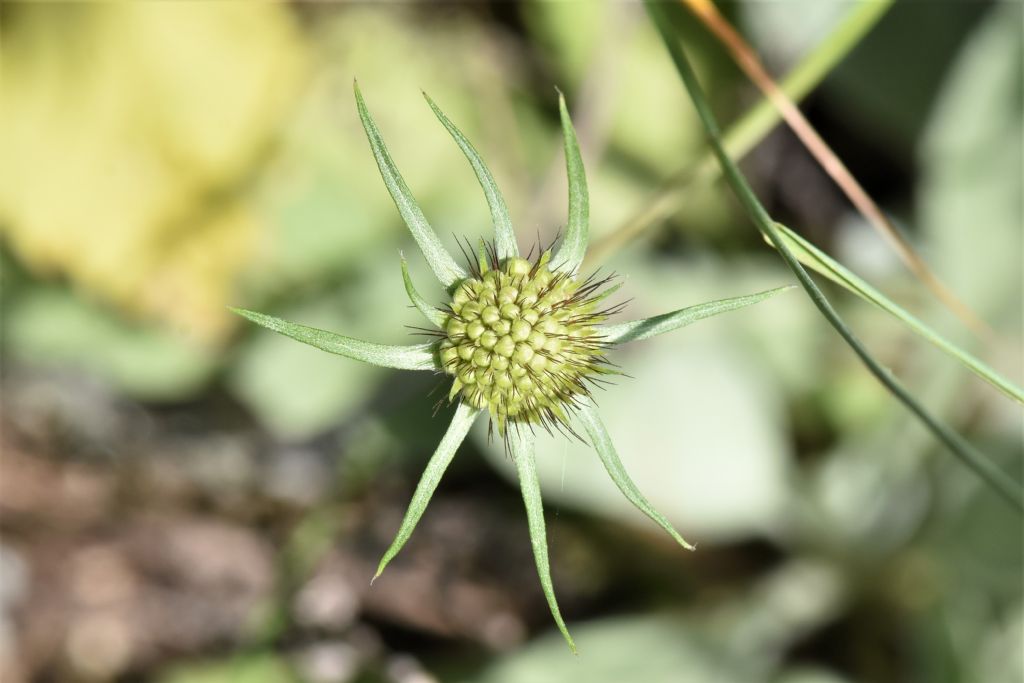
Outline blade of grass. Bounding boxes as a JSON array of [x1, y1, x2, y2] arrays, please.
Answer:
[[584, 0, 893, 269], [645, 1, 1023, 514], [678, 0, 991, 340], [771, 223, 1023, 404]]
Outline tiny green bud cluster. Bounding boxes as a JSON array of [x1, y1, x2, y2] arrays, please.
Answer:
[[439, 251, 612, 436]]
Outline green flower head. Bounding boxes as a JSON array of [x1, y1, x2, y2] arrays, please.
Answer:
[[232, 82, 790, 653]]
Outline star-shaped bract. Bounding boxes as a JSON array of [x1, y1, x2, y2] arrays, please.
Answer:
[[232, 83, 791, 653]]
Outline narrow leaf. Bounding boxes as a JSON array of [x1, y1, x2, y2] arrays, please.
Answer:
[[400, 256, 447, 329], [374, 403, 480, 580], [354, 82, 467, 289], [772, 223, 1024, 404], [577, 403, 695, 550], [231, 308, 438, 371], [424, 92, 518, 261], [551, 90, 589, 275], [600, 286, 793, 345], [509, 428, 577, 653]]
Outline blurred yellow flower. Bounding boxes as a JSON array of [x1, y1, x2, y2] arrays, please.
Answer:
[[0, 2, 306, 343]]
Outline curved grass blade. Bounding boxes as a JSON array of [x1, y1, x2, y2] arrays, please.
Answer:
[[354, 82, 467, 289], [585, 0, 893, 269], [644, 1, 1023, 514], [423, 92, 518, 261], [230, 308, 438, 371], [509, 428, 577, 653], [772, 223, 1023, 404], [374, 403, 480, 580], [577, 404, 695, 550], [600, 286, 793, 345], [551, 90, 589, 275], [679, 0, 989, 339], [400, 256, 447, 329]]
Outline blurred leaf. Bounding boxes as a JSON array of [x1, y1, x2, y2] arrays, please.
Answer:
[[774, 669, 854, 683], [919, 3, 1023, 325], [522, 2, 611, 84], [470, 614, 755, 683], [0, 3, 305, 343], [157, 653, 299, 683], [822, 1, 989, 154], [5, 286, 217, 400]]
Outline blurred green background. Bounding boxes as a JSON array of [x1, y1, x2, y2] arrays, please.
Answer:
[[0, 2, 1020, 682]]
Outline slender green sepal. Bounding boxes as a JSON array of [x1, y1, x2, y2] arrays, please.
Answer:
[[374, 403, 481, 580], [400, 256, 448, 329], [230, 308, 439, 371], [509, 428, 577, 653], [644, 1, 1023, 514], [477, 238, 490, 274], [424, 92, 519, 261], [551, 90, 589, 275], [577, 403, 694, 550], [772, 223, 1024, 404], [600, 286, 793, 345], [354, 82, 467, 289]]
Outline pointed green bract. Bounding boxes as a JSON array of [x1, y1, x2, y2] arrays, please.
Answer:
[[400, 256, 447, 329], [354, 82, 467, 289], [230, 308, 438, 371], [599, 286, 793, 345], [551, 91, 588, 275], [374, 403, 480, 580], [577, 403, 694, 550], [509, 428, 577, 653], [424, 92, 519, 261], [772, 223, 1024, 404]]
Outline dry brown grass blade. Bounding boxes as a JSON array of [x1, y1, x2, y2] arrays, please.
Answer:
[[680, 0, 993, 340]]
